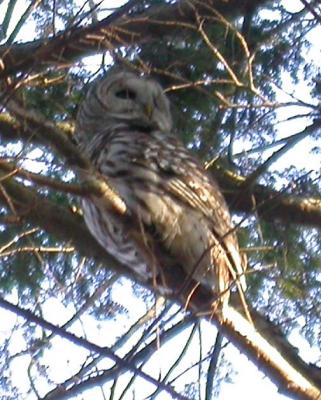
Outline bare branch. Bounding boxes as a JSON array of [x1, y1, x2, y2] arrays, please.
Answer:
[[5, 0, 42, 45], [213, 167, 321, 230], [42, 316, 195, 400], [0, 0, 18, 40], [205, 332, 223, 400], [0, 0, 271, 79], [0, 297, 190, 400], [300, 0, 321, 23], [149, 322, 199, 398], [240, 119, 321, 189]]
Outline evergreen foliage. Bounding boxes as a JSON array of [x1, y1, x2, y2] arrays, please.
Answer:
[[0, 1, 320, 399]]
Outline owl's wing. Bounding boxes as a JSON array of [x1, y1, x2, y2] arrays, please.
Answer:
[[140, 134, 232, 237], [136, 132, 246, 290]]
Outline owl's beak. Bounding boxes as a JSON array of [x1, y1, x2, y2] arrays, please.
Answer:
[[144, 103, 154, 120]]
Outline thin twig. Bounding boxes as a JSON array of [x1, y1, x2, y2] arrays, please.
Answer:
[[300, 0, 321, 23], [0, 297, 190, 400], [6, 0, 43, 45], [205, 332, 223, 400], [240, 119, 321, 189], [150, 323, 199, 399]]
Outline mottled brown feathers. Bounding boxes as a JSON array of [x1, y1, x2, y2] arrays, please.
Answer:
[[76, 71, 246, 307]]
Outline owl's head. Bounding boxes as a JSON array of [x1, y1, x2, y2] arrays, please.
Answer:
[[79, 71, 172, 134]]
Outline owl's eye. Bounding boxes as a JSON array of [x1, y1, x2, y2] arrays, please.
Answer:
[[115, 88, 136, 100]]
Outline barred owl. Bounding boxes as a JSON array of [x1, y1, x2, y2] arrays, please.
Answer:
[[76, 71, 246, 307]]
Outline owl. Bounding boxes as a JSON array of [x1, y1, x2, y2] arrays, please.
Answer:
[[76, 71, 246, 308]]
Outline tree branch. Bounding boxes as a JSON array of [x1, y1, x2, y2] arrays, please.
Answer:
[[239, 119, 321, 189], [205, 332, 223, 400], [300, 0, 321, 23], [0, 0, 18, 40], [0, 297, 189, 400], [42, 316, 195, 400], [214, 167, 321, 229], [0, 0, 270, 79]]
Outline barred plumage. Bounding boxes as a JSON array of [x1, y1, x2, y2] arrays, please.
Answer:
[[76, 71, 246, 307]]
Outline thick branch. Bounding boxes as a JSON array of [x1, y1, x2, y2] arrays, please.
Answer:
[[4, 100, 89, 169], [214, 167, 321, 229], [0, 0, 270, 78], [219, 307, 321, 400]]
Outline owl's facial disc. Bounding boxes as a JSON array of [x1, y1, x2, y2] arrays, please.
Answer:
[[103, 74, 172, 132]]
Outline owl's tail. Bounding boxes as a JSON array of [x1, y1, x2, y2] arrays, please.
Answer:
[[223, 241, 251, 321]]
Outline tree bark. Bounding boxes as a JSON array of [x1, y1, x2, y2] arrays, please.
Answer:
[[215, 167, 321, 229]]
